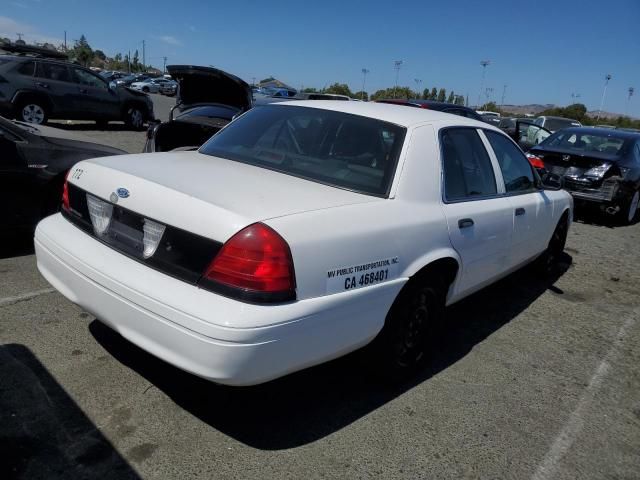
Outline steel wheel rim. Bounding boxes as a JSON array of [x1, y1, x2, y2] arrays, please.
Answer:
[[131, 109, 143, 128], [629, 191, 640, 223], [22, 104, 45, 124]]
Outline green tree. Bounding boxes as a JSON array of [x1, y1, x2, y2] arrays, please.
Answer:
[[429, 87, 437, 100], [480, 101, 499, 112], [446, 91, 455, 103], [422, 87, 430, 100], [437, 88, 446, 102], [325, 83, 354, 97], [455, 95, 465, 105], [302, 87, 319, 93], [72, 34, 93, 66], [94, 49, 106, 61], [353, 91, 369, 101]]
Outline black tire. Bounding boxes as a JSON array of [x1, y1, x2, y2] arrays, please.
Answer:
[[535, 214, 569, 275], [123, 106, 145, 130], [15, 99, 48, 125], [620, 189, 639, 225], [142, 87, 150, 93], [368, 278, 446, 381]]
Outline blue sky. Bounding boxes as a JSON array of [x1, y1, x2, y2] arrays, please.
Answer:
[[2, 0, 639, 115]]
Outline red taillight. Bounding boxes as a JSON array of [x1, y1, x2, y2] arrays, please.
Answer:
[[526, 154, 545, 169], [201, 223, 296, 302], [62, 171, 70, 211]]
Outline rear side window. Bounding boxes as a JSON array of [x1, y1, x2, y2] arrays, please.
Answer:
[[37, 62, 70, 82], [16, 61, 36, 76], [485, 131, 536, 193], [441, 128, 497, 201], [199, 105, 406, 197]]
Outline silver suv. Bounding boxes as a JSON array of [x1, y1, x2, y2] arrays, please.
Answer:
[[0, 55, 154, 129]]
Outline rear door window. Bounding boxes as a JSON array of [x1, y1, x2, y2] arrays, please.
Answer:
[[485, 131, 536, 193], [37, 62, 71, 83], [441, 128, 497, 202], [15, 61, 36, 76]]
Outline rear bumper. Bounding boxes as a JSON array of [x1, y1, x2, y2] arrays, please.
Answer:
[[565, 179, 619, 204], [34, 214, 402, 385]]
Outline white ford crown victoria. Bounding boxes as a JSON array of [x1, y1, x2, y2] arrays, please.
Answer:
[[35, 101, 572, 385]]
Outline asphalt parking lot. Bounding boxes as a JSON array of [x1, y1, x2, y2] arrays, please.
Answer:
[[1, 94, 639, 480]]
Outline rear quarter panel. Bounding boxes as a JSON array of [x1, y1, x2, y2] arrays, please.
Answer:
[[266, 123, 458, 302]]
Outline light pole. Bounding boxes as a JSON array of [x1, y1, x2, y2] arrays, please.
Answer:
[[393, 60, 403, 98], [596, 74, 612, 121], [414, 78, 422, 99], [361, 68, 369, 100], [477, 60, 490, 108], [485, 87, 494, 106], [500, 84, 507, 110], [625, 87, 634, 117], [570, 92, 581, 102]]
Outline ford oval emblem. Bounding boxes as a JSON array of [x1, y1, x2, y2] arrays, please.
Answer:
[[116, 188, 130, 198]]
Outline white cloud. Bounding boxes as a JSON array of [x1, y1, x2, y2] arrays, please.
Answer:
[[155, 35, 183, 46], [0, 15, 63, 45]]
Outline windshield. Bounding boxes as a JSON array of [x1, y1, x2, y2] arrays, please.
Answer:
[[545, 118, 580, 131], [542, 131, 627, 156], [199, 105, 406, 197]]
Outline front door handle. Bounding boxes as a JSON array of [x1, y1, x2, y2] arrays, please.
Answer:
[[36, 82, 49, 89], [515, 207, 526, 216], [458, 218, 474, 229]]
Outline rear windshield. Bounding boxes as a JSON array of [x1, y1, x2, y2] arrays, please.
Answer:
[[543, 131, 628, 156], [199, 105, 406, 197]]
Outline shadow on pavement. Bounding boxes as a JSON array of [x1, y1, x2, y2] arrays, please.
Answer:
[[0, 232, 35, 259], [0, 344, 140, 480], [90, 254, 572, 450]]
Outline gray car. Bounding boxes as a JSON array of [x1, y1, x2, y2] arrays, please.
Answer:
[[0, 55, 154, 129]]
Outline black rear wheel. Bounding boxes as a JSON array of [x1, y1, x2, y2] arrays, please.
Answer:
[[368, 278, 445, 381], [535, 214, 569, 275]]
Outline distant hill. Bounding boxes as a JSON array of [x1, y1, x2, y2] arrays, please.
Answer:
[[500, 104, 556, 116]]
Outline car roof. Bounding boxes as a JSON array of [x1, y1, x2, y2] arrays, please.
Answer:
[[557, 126, 640, 139], [539, 116, 580, 121], [271, 100, 494, 129]]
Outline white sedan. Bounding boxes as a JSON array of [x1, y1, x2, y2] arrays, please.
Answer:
[[129, 79, 162, 93], [34, 101, 572, 385]]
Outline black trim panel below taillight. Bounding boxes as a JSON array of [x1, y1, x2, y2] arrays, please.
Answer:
[[62, 183, 221, 285]]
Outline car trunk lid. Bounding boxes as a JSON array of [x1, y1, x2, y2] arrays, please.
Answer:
[[167, 65, 252, 112], [68, 151, 379, 243], [530, 148, 619, 178]]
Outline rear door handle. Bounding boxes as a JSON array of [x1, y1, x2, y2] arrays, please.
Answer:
[[36, 82, 49, 89], [458, 218, 474, 229], [515, 207, 526, 216]]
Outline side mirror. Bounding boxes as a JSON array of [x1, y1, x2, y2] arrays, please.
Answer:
[[541, 172, 564, 190]]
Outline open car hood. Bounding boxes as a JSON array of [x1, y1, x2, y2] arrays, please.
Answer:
[[167, 65, 252, 112]]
